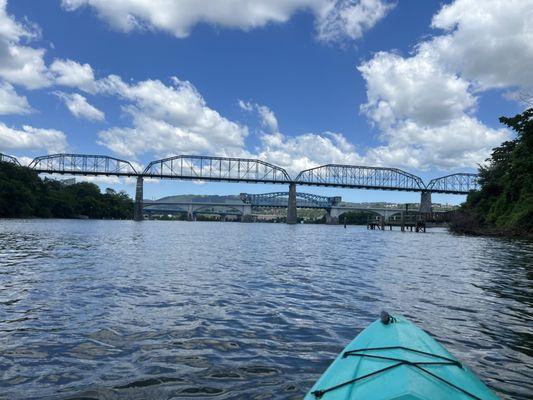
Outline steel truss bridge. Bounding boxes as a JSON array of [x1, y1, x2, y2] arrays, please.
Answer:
[[142, 194, 407, 223], [0, 153, 21, 165], [240, 192, 341, 209], [1, 152, 480, 223]]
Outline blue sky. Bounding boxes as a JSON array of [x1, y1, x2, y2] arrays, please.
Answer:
[[0, 0, 530, 204]]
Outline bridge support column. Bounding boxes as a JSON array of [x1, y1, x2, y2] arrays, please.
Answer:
[[134, 176, 143, 221], [241, 205, 253, 223], [419, 191, 432, 214], [187, 205, 195, 221], [287, 183, 297, 224], [325, 208, 340, 225]]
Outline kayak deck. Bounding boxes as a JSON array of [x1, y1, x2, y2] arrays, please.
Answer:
[[305, 314, 499, 400]]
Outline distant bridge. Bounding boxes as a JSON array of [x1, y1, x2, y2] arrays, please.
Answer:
[[239, 192, 341, 209], [143, 200, 252, 221], [143, 193, 427, 224], [1, 152, 480, 223]]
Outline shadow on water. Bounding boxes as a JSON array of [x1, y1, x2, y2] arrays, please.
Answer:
[[0, 220, 531, 399]]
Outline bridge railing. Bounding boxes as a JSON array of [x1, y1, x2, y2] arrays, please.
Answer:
[[0, 153, 21, 165], [28, 154, 139, 176], [143, 155, 291, 184], [295, 164, 426, 191]]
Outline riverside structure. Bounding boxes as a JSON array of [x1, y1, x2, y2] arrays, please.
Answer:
[[5, 153, 480, 224]]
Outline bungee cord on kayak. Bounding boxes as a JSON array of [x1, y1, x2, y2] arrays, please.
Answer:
[[306, 313, 499, 399], [311, 347, 483, 399]]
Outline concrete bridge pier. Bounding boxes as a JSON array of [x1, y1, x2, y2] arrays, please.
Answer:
[[134, 176, 144, 221], [241, 204, 253, 222], [419, 191, 432, 213], [325, 208, 341, 225], [187, 204, 196, 221], [286, 183, 297, 224]]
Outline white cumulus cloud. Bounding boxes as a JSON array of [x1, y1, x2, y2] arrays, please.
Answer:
[[316, 0, 395, 43], [0, 81, 32, 114], [429, 0, 533, 90], [0, 122, 68, 153], [50, 59, 98, 93], [96, 75, 249, 158], [239, 100, 279, 132], [354, 0, 528, 170], [60, 0, 392, 43], [0, 0, 50, 89], [257, 130, 364, 176], [54, 92, 105, 121]]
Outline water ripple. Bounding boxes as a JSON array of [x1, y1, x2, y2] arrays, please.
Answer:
[[0, 220, 531, 399]]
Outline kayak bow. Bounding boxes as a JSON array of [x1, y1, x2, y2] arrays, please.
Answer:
[[305, 312, 499, 400]]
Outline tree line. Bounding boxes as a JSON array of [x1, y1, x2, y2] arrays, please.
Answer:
[[451, 108, 533, 237], [0, 162, 133, 219]]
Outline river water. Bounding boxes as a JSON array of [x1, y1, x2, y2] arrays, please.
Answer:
[[0, 220, 531, 399]]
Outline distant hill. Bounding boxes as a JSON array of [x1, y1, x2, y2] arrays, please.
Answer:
[[147, 194, 242, 203]]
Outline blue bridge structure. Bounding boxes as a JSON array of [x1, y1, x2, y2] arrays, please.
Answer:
[[143, 192, 409, 224], [1, 153, 480, 224]]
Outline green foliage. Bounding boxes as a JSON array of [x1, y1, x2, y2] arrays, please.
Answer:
[[0, 163, 133, 219], [339, 211, 375, 225], [455, 108, 533, 235]]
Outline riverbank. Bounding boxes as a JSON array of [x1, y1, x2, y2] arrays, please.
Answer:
[[448, 109, 533, 239], [449, 211, 533, 239]]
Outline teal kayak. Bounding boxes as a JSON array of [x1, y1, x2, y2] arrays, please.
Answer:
[[305, 312, 499, 399]]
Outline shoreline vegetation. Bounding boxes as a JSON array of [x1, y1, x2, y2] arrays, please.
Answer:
[[450, 108, 533, 238], [0, 162, 133, 219]]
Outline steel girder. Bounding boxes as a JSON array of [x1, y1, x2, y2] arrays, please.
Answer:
[[426, 173, 480, 194], [0, 153, 21, 165], [19, 152, 480, 194], [28, 154, 138, 176], [295, 164, 425, 192], [143, 155, 291, 184], [240, 192, 341, 209]]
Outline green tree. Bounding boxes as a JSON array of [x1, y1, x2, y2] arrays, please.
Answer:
[[452, 108, 533, 235], [0, 163, 134, 219]]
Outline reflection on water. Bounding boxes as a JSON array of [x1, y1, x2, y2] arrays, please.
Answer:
[[0, 220, 531, 399]]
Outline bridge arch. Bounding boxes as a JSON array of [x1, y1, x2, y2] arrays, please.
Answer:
[[143, 155, 291, 184], [28, 153, 138, 176], [295, 164, 425, 191], [426, 173, 479, 194]]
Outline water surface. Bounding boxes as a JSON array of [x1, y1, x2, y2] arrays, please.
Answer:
[[1, 220, 532, 399]]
